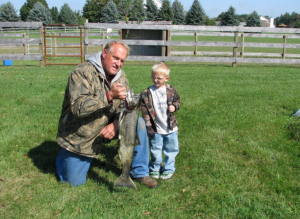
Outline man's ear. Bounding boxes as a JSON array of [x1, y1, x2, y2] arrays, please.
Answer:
[[102, 49, 107, 58]]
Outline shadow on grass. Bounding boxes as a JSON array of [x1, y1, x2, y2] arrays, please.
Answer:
[[27, 140, 121, 190]]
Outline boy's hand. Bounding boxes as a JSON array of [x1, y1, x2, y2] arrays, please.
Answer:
[[168, 105, 175, 113]]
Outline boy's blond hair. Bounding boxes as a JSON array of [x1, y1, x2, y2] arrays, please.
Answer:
[[151, 62, 170, 77]]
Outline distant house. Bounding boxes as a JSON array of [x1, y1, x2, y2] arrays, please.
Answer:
[[260, 16, 275, 28], [278, 23, 288, 28], [143, 0, 162, 8]]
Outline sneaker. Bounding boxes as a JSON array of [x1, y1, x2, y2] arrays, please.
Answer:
[[160, 172, 174, 180], [133, 176, 158, 188], [150, 171, 160, 179]]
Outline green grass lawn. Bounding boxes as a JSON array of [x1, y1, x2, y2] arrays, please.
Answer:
[[1, 61, 300, 218]]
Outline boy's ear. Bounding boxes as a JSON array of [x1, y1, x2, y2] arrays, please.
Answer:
[[165, 76, 170, 82]]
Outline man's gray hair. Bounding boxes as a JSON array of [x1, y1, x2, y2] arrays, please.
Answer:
[[104, 40, 131, 56]]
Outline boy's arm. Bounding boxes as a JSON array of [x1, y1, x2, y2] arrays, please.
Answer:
[[171, 88, 181, 112]]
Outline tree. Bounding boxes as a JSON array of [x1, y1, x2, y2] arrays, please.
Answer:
[[27, 2, 52, 25], [0, 2, 20, 21], [172, 0, 185, 25], [160, 0, 174, 22], [185, 0, 206, 25], [275, 12, 299, 27], [20, 0, 49, 21], [246, 11, 261, 27], [100, 0, 118, 23], [118, 0, 132, 23], [58, 3, 79, 24], [238, 14, 248, 22], [205, 16, 216, 26], [145, 0, 158, 21], [129, 0, 146, 23], [74, 10, 86, 26], [220, 6, 240, 26], [50, 6, 59, 23], [215, 12, 225, 21], [82, 0, 107, 23]]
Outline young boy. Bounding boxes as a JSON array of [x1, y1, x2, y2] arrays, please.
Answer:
[[141, 62, 181, 180]]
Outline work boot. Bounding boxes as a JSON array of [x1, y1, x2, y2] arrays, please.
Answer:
[[133, 176, 158, 188]]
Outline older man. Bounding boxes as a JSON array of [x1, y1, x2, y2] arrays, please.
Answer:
[[56, 40, 157, 188]]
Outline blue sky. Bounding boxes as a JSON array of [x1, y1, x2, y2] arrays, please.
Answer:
[[2, 0, 299, 19]]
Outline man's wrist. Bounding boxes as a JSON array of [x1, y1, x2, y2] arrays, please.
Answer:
[[106, 92, 113, 104]]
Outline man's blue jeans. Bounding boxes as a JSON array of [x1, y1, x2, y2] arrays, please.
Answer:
[[149, 131, 179, 174], [56, 117, 149, 187]]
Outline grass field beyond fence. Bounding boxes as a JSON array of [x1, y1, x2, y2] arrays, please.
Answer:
[[1, 61, 300, 218]]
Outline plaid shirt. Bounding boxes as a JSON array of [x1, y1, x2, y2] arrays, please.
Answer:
[[141, 84, 180, 135]]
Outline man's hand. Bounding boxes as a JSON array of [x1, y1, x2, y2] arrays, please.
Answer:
[[99, 120, 119, 139], [107, 83, 126, 101], [169, 105, 175, 113]]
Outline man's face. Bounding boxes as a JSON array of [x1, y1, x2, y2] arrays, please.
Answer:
[[101, 44, 128, 77]]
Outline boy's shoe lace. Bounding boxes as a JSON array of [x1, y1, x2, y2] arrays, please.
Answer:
[[150, 171, 160, 179], [160, 172, 174, 180]]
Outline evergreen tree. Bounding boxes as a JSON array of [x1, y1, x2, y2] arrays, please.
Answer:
[[185, 0, 206, 25], [246, 11, 261, 27], [145, 0, 158, 21], [20, 0, 49, 21], [74, 10, 86, 25], [220, 6, 240, 26], [100, 0, 118, 23], [129, 0, 146, 23], [118, 0, 132, 23], [172, 0, 185, 25], [0, 2, 20, 21], [27, 2, 52, 25], [58, 3, 79, 24], [275, 12, 299, 27], [160, 0, 174, 22], [83, 0, 107, 23], [50, 6, 59, 23]]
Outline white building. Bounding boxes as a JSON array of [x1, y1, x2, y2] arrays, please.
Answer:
[[260, 16, 275, 28], [143, 0, 162, 9]]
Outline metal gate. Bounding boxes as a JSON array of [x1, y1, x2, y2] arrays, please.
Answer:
[[44, 24, 83, 66]]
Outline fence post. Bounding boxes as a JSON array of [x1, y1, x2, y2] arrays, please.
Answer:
[[53, 32, 57, 56], [241, 33, 245, 58], [23, 33, 28, 55], [39, 26, 44, 67], [162, 30, 166, 56], [84, 27, 88, 60], [194, 32, 198, 56], [232, 31, 239, 67], [167, 29, 171, 56], [282, 35, 287, 59], [102, 31, 105, 51]]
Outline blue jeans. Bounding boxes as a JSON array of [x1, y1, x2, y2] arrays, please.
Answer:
[[149, 131, 179, 174], [56, 117, 149, 186]]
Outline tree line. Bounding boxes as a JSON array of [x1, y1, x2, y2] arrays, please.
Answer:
[[0, 0, 299, 28]]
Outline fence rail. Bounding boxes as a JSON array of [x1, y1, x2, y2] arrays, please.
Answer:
[[84, 23, 300, 66], [0, 22, 43, 66], [1, 22, 300, 67]]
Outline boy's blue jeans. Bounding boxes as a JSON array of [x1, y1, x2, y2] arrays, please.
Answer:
[[149, 131, 179, 174], [56, 117, 149, 187]]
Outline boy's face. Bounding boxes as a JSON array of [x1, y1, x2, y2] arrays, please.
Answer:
[[151, 72, 169, 89]]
